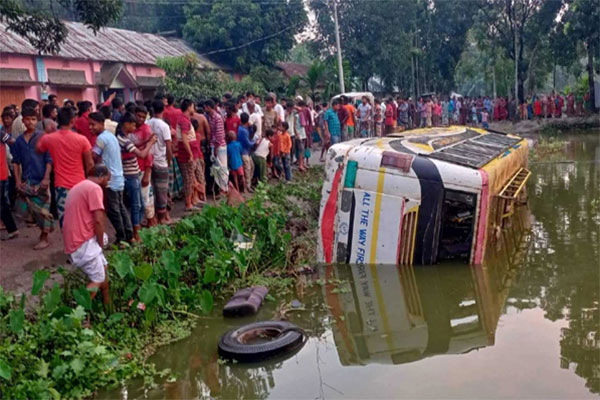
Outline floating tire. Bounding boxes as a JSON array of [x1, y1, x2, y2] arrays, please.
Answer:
[[218, 321, 306, 362]]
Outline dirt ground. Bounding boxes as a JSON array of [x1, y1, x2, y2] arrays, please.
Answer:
[[0, 151, 326, 296]]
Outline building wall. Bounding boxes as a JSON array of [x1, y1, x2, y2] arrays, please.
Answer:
[[1, 54, 172, 107], [0, 54, 39, 103], [43, 57, 97, 104]]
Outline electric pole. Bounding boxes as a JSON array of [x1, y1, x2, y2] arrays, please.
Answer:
[[333, 0, 345, 93]]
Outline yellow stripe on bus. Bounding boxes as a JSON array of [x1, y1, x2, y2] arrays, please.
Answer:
[[370, 265, 396, 351]]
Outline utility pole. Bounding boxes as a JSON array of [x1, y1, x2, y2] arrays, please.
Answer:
[[333, 0, 345, 93]]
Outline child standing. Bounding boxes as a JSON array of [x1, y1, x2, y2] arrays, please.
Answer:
[[304, 146, 311, 167], [253, 130, 271, 183], [280, 122, 293, 182], [481, 109, 489, 129], [226, 131, 244, 193], [267, 128, 282, 179]]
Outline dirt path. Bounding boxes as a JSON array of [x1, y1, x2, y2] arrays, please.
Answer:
[[0, 151, 326, 296]]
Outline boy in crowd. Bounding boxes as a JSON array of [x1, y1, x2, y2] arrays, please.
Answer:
[[226, 131, 245, 193], [324, 100, 342, 146], [147, 100, 173, 224], [132, 106, 155, 226], [342, 96, 356, 139], [263, 96, 280, 133], [237, 112, 255, 192], [269, 124, 282, 180], [75, 101, 94, 146], [205, 100, 227, 192], [63, 164, 112, 308], [12, 107, 54, 249], [280, 122, 292, 182], [253, 129, 271, 183], [117, 112, 156, 240], [37, 107, 93, 227], [90, 112, 133, 244]]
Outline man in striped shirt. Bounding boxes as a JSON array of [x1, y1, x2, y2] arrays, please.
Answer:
[[205, 100, 228, 192]]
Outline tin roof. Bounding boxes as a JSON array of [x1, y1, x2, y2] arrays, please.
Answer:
[[276, 61, 309, 78], [0, 21, 222, 69]]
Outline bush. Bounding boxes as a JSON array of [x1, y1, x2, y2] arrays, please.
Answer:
[[0, 169, 323, 398]]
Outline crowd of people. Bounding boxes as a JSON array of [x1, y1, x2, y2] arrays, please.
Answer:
[[0, 87, 593, 304], [0, 92, 351, 304]]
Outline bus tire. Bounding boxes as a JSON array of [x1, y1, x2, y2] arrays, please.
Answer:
[[218, 321, 306, 362]]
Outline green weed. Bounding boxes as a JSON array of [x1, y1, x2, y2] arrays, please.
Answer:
[[0, 167, 323, 398]]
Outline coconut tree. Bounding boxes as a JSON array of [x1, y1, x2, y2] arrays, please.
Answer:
[[301, 60, 327, 102]]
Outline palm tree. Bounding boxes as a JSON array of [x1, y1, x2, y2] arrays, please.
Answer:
[[301, 60, 327, 102]]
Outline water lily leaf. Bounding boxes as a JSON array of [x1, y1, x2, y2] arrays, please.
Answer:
[[0, 358, 11, 380], [134, 263, 153, 281], [9, 310, 24, 334], [31, 270, 51, 296], [73, 286, 92, 310]]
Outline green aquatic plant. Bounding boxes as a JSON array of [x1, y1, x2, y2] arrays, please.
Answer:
[[0, 167, 323, 398]]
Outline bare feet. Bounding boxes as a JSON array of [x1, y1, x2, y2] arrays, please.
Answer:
[[33, 240, 50, 250]]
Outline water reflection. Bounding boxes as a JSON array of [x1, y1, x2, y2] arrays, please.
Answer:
[[98, 132, 600, 399], [323, 206, 529, 367]]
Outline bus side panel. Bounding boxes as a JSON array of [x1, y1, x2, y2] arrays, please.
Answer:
[[347, 189, 404, 264], [319, 143, 359, 263]]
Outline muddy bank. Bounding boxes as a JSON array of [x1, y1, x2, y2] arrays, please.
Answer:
[[489, 114, 599, 136]]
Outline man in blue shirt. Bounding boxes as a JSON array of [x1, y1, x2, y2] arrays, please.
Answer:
[[90, 112, 133, 244], [237, 112, 256, 192], [324, 100, 342, 145], [11, 107, 54, 250]]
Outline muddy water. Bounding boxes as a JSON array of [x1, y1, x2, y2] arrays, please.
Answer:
[[99, 132, 599, 399]]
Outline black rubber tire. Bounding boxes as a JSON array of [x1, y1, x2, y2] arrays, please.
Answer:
[[218, 321, 305, 362]]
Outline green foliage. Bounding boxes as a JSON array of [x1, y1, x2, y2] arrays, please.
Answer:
[[0, 167, 323, 398], [0, 0, 122, 54], [157, 54, 266, 100], [311, 0, 474, 95], [183, 0, 307, 73]]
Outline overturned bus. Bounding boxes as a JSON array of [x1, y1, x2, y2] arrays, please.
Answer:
[[317, 126, 530, 265]]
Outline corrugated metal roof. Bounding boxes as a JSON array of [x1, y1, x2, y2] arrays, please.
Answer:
[[0, 21, 222, 69]]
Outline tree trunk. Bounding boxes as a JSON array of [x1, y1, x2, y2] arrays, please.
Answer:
[[586, 41, 597, 112]]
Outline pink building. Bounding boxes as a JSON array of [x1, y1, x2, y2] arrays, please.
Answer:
[[0, 21, 223, 107]]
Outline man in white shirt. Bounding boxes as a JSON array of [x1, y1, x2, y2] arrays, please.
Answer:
[[270, 92, 286, 122], [242, 92, 263, 116], [147, 100, 173, 224], [247, 101, 263, 139]]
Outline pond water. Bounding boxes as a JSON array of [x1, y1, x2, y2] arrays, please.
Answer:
[[99, 132, 599, 399]]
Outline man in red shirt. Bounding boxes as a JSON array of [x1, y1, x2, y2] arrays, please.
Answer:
[[74, 101, 95, 146], [37, 107, 93, 226], [63, 164, 111, 307]]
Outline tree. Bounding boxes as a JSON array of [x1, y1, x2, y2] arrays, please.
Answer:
[[183, 0, 307, 73], [474, 0, 563, 101], [0, 0, 122, 54], [301, 61, 327, 102], [561, 0, 600, 111], [310, 0, 474, 96]]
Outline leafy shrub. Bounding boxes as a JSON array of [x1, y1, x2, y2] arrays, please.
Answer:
[[0, 168, 322, 398]]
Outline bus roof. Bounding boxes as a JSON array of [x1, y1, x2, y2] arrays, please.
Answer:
[[348, 126, 524, 169]]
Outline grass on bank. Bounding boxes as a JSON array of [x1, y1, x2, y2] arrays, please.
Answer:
[[0, 167, 323, 399]]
